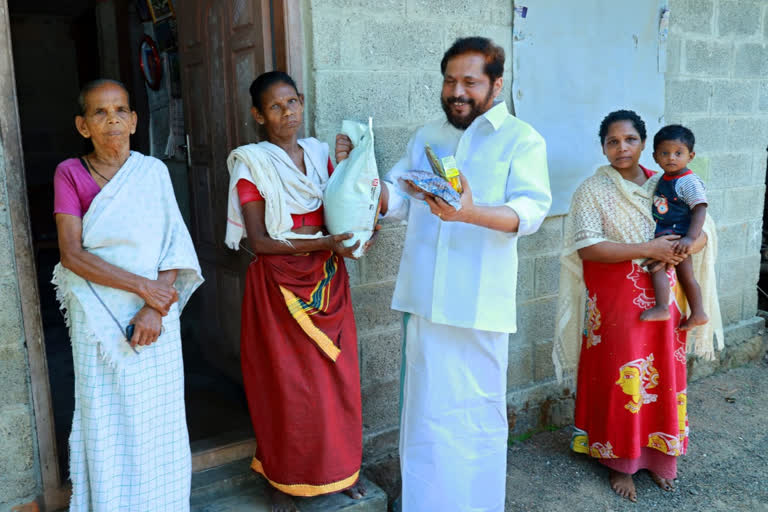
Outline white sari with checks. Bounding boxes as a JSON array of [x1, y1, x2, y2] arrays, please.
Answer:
[[53, 152, 203, 511]]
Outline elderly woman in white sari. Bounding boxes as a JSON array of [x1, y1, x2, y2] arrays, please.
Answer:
[[53, 79, 202, 511]]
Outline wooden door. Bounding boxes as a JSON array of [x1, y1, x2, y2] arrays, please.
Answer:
[[176, 0, 273, 381]]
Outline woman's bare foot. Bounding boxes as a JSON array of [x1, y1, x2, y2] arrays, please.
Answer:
[[649, 471, 675, 492], [640, 305, 671, 322], [680, 311, 709, 331], [270, 487, 298, 512], [609, 470, 637, 502], [342, 479, 367, 500]]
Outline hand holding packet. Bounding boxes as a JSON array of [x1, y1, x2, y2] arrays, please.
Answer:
[[397, 170, 462, 210], [396, 144, 463, 210]]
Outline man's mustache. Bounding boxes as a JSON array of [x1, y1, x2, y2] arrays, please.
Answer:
[[446, 96, 474, 105]]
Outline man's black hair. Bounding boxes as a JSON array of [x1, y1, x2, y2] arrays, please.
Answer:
[[440, 37, 505, 82]]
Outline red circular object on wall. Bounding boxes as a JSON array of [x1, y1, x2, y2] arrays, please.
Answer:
[[139, 35, 163, 90]]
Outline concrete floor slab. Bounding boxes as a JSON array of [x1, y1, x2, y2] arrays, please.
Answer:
[[191, 460, 386, 512]]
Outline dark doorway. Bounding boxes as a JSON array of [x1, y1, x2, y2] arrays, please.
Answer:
[[9, 0, 252, 483], [10, 0, 103, 482], [759, 145, 768, 312]]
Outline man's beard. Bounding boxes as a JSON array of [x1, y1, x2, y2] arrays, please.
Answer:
[[441, 88, 495, 130]]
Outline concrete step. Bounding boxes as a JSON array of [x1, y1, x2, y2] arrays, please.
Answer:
[[191, 458, 388, 512]]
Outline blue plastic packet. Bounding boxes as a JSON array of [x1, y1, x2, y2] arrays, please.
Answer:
[[397, 170, 462, 210]]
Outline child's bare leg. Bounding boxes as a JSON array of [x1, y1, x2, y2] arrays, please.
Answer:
[[677, 258, 709, 330], [641, 266, 671, 322]]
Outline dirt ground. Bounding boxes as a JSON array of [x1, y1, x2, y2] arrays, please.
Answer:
[[504, 359, 768, 512]]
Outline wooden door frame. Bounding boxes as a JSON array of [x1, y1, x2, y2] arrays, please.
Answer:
[[0, 1, 68, 509], [272, 0, 304, 89], [0, 0, 304, 509]]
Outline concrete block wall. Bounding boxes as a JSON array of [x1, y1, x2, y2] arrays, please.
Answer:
[[505, 216, 570, 435], [665, 0, 768, 378], [0, 144, 39, 507], [304, 0, 768, 467], [304, 0, 515, 460]]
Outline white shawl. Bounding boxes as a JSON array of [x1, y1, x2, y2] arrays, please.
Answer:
[[225, 138, 330, 248], [553, 165, 723, 382], [53, 152, 203, 368]]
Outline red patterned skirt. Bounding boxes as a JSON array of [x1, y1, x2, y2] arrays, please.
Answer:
[[572, 260, 688, 476], [240, 251, 362, 496]]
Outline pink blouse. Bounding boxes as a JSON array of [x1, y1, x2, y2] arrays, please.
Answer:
[[53, 158, 101, 218]]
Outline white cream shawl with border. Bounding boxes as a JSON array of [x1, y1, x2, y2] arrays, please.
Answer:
[[53, 151, 203, 368], [553, 164, 723, 383], [225, 138, 330, 248]]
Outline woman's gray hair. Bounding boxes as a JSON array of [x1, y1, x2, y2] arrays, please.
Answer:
[[78, 79, 131, 115]]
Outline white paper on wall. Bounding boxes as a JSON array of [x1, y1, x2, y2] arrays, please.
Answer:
[[512, 1, 668, 215]]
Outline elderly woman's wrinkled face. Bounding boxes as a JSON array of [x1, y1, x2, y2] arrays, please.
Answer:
[[602, 120, 645, 171], [75, 83, 137, 150], [251, 82, 304, 141]]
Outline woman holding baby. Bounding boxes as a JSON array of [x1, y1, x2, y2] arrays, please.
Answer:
[[554, 109, 722, 502]]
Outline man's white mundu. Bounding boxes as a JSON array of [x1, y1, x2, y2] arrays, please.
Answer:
[[384, 101, 552, 512], [53, 152, 203, 511]]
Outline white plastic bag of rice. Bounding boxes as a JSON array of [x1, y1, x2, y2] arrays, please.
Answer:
[[323, 117, 381, 258]]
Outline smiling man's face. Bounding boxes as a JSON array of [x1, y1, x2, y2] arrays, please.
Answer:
[[440, 52, 501, 130]]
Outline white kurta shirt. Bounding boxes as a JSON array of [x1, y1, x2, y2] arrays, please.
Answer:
[[383, 101, 551, 333]]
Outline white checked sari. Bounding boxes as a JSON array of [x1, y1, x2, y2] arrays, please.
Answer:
[[53, 151, 203, 511]]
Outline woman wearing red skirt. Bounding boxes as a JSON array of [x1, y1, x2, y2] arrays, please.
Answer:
[[224, 71, 369, 512], [554, 110, 722, 503]]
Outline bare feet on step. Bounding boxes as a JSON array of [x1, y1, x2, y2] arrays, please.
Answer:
[[680, 311, 709, 331], [343, 479, 367, 500], [609, 470, 637, 502], [271, 487, 298, 512], [640, 305, 671, 322], [649, 471, 676, 492]]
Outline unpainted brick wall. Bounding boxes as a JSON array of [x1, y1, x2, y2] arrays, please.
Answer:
[[0, 142, 39, 506], [305, 0, 768, 463], [665, 0, 768, 378], [305, 0, 516, 460]]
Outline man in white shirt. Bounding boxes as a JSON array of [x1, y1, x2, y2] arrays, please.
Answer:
[[337, 36, 551, 512]]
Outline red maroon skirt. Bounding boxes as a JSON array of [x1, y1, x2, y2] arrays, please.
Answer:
[[240, 251, 362, 496], [572, 260, 688, 476]]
